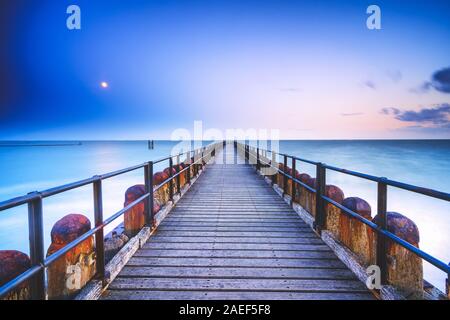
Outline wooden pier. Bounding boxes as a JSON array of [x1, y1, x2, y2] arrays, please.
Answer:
[[2, 141, 448, 300], [101, 147, 374, 300]]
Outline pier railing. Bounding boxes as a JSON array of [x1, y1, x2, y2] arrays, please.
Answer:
[[240, 141, 450, 294], [0, 142, 219, 299]]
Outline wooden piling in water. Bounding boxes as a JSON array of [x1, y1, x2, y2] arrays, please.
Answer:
[[324, 185, 345, 239], [0, 250, 31, 300], [305, 178, 317, 216], [46, 214, 95, 300], [153, 171, 170, 204], [341, 197, 374, 265], [373, 211, 423, 298], [124, 185, 147, 236], [296, 173, 311, 210], [124, 184, 162, 236]]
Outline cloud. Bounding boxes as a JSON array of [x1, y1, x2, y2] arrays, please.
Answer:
[[340, 112, 364, 116], [362, 80, 376, 90], [431, 67, 450, 93], [381, 103, 450, 127], [386, 70, 402, 83], [412, 67, 450, 94]]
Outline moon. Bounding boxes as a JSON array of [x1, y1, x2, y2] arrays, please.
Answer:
[[100, 81, 109, 88]]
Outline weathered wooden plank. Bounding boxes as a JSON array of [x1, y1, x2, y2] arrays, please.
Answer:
[[167, 211, 298, 219], [161, 221, 305, 227], [163, 216, 302, 221], [102, 290, 375, 300], [118, 266, 356, 279], [108, 277, 368, 292], [153, 233, 316, 240], [174, 205, 291, 209], [151, 232, 322, 241], [134, 249, 336, 259], [168, 213, 300, 218], [172, 209, 297, 212], [148, 235, 317, 242], [157, 226, 308, 232], [144, 242, 332, 251], [126, 257, 346, 268]]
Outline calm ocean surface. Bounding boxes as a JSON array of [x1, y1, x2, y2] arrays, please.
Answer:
[[0, 140, 449, 292]]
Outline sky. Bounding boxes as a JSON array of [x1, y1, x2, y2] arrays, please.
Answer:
[[1, 0, 450, 140]]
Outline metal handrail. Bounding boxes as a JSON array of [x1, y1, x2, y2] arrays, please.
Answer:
[[241, 141, 450, 280], [252, 146, 450, 201], [0, 142, 219, 299]]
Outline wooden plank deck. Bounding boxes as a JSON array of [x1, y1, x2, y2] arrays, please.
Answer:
[[101, 146, 375, 300]]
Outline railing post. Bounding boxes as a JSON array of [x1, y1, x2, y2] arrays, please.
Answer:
[[245, 143, 249, 164], [201, 147, 204, 166], [291, 157, 296, 206], [192, 150, 195, 175], [145, 161, 154, 227], [271, 152, 277, 186], [176, 155, 181, 195], [234, 141, 238, 164], [283, 155, 288, 195], [257, 146, 260, 171], [27, 193, 45, 300], [93, 179, 105, 281], [314, 163, 326, 233], [169, 157, 174, 202], [376, 179, 388, 285], [187, 153, 191, 185], [186, 151, 193, 184]]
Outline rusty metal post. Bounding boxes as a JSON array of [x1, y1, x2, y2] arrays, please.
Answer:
[[271, 151, 277, 186], [187, 153, 191, 185], [93, 178, 105, 280], [245, 143, 249, 164], [169, 157, 174, 202], [257, 144, 260, 171], [145, 161, 154, 227], [291, 157, 296, 206], [447, 270, 450, 299], [27, 193, 45, 300], [283, 155, 288, 195], [376, 179, 388, 285], [176, 155, 181, 195], [223, 141, 226, 164], [314, 163, 326, 233], [233, 140, 238, 164]]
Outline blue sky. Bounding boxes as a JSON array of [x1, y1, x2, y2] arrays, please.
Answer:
[[1, 0, 449, 139]]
